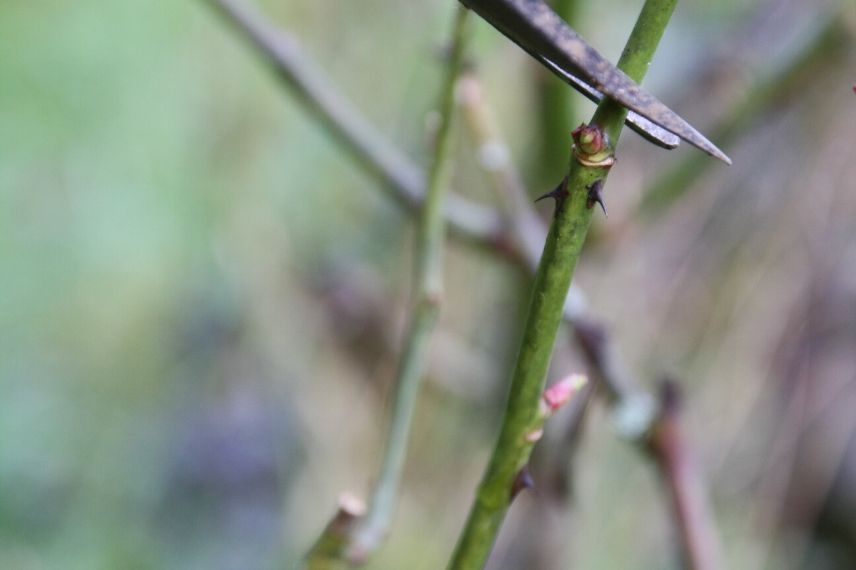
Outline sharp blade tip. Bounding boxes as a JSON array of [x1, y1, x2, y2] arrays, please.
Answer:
[[685, 131, 731, 165], [710, 147, 732, 165]]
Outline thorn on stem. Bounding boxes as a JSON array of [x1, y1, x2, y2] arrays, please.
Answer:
[[511, 466, 535, 500], [586, 180, 608, 216], [534, 176, 569, 204]]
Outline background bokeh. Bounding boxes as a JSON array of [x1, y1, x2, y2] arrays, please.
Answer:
[[1, 0, 854, 568]]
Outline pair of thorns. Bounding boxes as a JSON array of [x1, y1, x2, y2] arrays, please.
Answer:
[[535, 178, 607, 216]]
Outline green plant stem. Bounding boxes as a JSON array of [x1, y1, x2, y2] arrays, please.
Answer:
[[333, 6, 471, 565], [447, 0, 678, 567], [461, 64, 721, 570]]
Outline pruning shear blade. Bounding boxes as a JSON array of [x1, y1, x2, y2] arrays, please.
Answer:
[[461, 0, 731, 164]]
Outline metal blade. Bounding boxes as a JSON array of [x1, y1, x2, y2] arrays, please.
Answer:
[[461, 0, 731, 164], [538, 53, 680, 149]]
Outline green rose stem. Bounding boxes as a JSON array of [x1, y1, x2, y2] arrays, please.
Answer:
[[447, 0, 679, 567]]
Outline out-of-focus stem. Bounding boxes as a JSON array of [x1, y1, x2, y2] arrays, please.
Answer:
[[347, 8, 471, 562], [458, 71, 548, 271], [447, 1, 679, 567], [648, 381, 722, 570], [304, 7, 472, 568]]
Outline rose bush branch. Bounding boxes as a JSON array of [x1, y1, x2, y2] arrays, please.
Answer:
[[455, 12, 723, 568], [447, 0, 684, 567], [457, 67, 653, 480]]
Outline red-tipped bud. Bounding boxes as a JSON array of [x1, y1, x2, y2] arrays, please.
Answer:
[[542, 374, 588, 414], [572, 124, 606, 155], [571, 124, 614, 167]]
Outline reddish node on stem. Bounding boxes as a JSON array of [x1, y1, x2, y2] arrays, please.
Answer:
[[571, 124, 615, 167], [572, 124, 605, 155]]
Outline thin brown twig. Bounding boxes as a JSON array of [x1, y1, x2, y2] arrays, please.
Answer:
[[648, 381, 722, 570]]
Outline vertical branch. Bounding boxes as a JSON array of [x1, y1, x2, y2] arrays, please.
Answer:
[[447, 0, 679, 567], [351, 7, 471, 558], [459, 39, 724, 570], [304, 7, 472, 568]]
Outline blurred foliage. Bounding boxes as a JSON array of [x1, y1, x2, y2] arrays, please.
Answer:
[[1, 0, 854, 568]]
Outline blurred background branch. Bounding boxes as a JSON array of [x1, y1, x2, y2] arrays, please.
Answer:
[[207, 0, 506, 252], [304, 7, 472, 567], [648, 381, 722, 570]]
